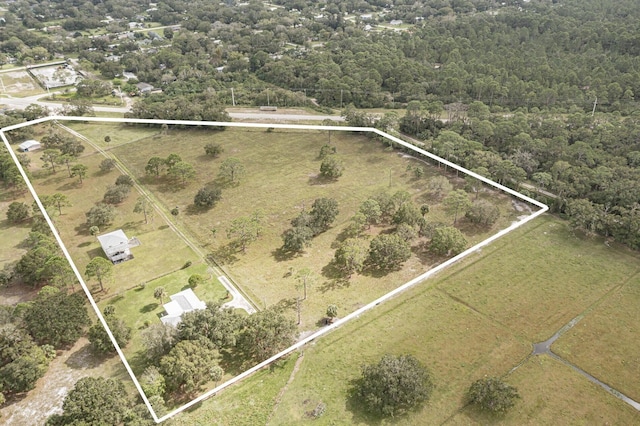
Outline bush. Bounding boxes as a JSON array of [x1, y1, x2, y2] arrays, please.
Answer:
[[193, 185, 222, 208], [319, 155, 344, 179], [355, 354, 433, 417], [181, 260, 192, 269], [115, 175, 134, 187], [103, 184, 131, 205], [204, 142, 223, 158], [467, 377, 520, 413], [6, 202, 30, 223], [99, 158, 116, 173]]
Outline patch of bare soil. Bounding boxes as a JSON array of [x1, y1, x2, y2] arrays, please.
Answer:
[[0, 338, 122, 425]]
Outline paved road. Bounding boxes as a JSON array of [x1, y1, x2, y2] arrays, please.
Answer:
[[0, 94, 344, 121]]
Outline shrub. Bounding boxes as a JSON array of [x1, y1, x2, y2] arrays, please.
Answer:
[[99, 158, 116, 173], [193, 186, 222, 208]]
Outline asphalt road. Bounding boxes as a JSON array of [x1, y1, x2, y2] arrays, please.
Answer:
[[0, 93, 344, 121]]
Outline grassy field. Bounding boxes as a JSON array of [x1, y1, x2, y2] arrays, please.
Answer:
[[26, 134, 204, 296], [159, 214, 640, 424], [440, 218, 637, 342], [73, 124, 525, 328], [450, 355, 639, 425], [553, 272, 640, 402]]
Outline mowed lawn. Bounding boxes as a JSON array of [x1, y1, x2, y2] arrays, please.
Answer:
[[553, 272, 640, 402], [97, 125, 525, 327], [26, 132, 204, 297]]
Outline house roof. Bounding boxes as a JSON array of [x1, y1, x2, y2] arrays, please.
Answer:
[[160, 289, 206, 326], [19, 140, 41, 150], [97, 229, 129, 256]]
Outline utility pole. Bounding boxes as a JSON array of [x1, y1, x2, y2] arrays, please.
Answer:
[[231, 87, 235, 106], [340, 89, 343, 109], [592, 96, 598, 117]]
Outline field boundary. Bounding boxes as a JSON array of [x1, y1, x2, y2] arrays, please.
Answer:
[[0, 116, 548, 423]]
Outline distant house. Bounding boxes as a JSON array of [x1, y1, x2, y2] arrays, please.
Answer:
[[97, 229, 140, 264], [389, 19, 403, 25], [160, 289, 206, 326], [19, 140, 41, 152], [136, 82, 154, 94]]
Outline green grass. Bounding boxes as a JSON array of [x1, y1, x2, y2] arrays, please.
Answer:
[[450, 355, 638, 425], [95, 125, 525, 328], [174, 355, 298, 426], [100, 263, 227, 375], [553, 273, 640, 401], [0, 199, 32, 269], [68, 122, 158, 148], [212, 215, 640, 424], [440, 217, 637, 342], [26, 130, 207, 297]]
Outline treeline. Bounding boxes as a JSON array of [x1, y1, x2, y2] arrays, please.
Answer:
[[385, 100, 640, 249]]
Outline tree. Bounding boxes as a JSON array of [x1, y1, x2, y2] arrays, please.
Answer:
[[103, 184, 131, 204], [429, 226, 467, 256], [85, 257, 113, 292], [393, 203, 422, 227], [70, 163, 88, 184], [282, 225, 313, 253], [164, 153, 182, 170], [359, 198, 381, 228], [145, 156, 165, 177], [86, 203, 115, 228], [218, 157, 246, 183], [177, 303, 243, 350], [204, 142, 223, 157], [467, 377, 520, 413], [319, 144, 336, 159], [188, 274, 206, 288], [295, 267, 316, 300], [24, 292, 89, 349], [115, 174, 134, 187], [59, 154, 76, 177], [99, 158, 116, 173], [88, 314, 131, 354], [309, 197, 339, 234], [334, 238, 368, 277], [428, 175, 452, 198], [443, 189, 472, 225], [104, 135, 111, 144], [134, 196, 153, 224], [6, 201, 29, 223], [237, 307, 298, 362], [326, 304, 338, 323], [154, 286, 167, 304], [159, 338, 221, 395], [39, 256, 76, 291], [194, 185, 222, 208], [367, 234, 412, 270], [40, 149, 62, 174], [54, 377, 130, 425], [320, 155, 344, 179], [60, 139, 85, 157], [141, 324, 178, 363], [0, 329, 53, 395], [168, 161, 196, 186], [355, 354, 433, 417], [227, 216, 260, 252], [48, 193, 71, 216], [466, 200, 500, 226], [140, 366, 166, 398]]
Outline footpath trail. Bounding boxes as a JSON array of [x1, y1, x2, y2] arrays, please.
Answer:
[[56, 123, 256, 314]]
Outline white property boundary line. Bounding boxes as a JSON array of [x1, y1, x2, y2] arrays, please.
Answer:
[[0, 116, 548, 423]]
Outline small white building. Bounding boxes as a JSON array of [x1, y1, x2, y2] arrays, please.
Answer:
[[19, 140, 41, 152], [97, 229, 140, 264], [160, 289, 206, 326]]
